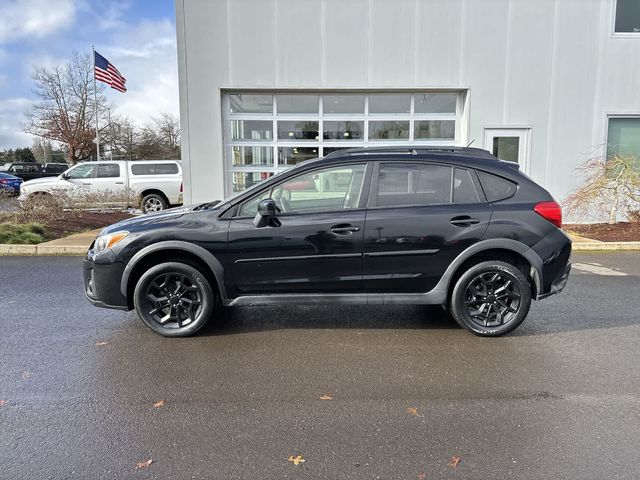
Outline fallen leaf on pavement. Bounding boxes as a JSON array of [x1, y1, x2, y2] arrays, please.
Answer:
[[417, 472, 427, 480], [135, 459, 153, 470], [22, 370, 32, 380], [319, 394, 333, 400], [95, 341, 108, 347], [288, 455, 305, 466], [407, 407, 423, 417], [448, 455, 461, 468], [153, 400, 165, 409], [0, 400, 6, 407]]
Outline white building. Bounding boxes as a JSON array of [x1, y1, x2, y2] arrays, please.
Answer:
[[175, 0, 640, 205]]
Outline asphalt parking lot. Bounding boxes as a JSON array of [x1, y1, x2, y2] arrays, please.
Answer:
[[1, 253, 639, 479]]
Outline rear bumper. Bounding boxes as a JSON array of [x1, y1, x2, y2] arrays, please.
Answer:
[[83, 255, 130, 310], [538, 260, 571, 300]]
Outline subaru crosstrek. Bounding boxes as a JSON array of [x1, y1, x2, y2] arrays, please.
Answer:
[[83, 147, 571, 337]]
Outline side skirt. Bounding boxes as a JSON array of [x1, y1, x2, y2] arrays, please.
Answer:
[[224, 290, 448, 307]]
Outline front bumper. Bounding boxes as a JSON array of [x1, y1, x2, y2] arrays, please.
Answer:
[[83, 254, 130, 310]]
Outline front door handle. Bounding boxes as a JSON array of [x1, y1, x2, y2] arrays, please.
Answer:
[[450, 216, 480, 227], [330, 224, 360, 235]]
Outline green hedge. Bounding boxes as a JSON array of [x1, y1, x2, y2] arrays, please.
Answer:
[[0, 223, 46, 244]]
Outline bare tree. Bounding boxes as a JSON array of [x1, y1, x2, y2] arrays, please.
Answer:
[[563, 152, 640, 224], [147, 112, 180, 159], [24, 51, 109, 165], [104, 115, 138, 160]]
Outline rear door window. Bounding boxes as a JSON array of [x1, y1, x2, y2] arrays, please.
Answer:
[[452, 168, 481, 204], [477, 171, 517, 202], [375, 163, 452, 207], [97, 164, 121, 178]]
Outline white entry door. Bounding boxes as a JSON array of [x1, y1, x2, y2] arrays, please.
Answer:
[[484, 128, 531, 173]]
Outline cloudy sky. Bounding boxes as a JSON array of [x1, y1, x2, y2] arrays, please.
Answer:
[[0, 0, 178, 149]]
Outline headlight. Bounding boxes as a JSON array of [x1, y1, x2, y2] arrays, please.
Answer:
[[93, 231, 129, 254]]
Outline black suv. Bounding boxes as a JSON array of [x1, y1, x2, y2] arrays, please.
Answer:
[[84, 147, 571, 337]]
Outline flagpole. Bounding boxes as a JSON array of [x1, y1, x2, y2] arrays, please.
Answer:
[[92, 45, 100, 161]]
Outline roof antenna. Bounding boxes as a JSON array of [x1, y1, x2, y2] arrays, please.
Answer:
[[466, 139, 475, 147]]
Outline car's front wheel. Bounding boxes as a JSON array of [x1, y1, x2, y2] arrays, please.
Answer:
[[449, 260, 531, 337], [133, 262, 215, 337]]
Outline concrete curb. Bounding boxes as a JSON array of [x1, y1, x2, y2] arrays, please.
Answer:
[[0, 244, 87, 256], [2, 242, 640, 256]]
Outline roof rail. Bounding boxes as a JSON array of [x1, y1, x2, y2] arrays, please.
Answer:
[[323, 146, 495, 159]]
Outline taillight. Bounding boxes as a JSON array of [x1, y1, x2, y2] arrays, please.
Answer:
[[179, 182, 183, 193], [534, 201, 562, 228]]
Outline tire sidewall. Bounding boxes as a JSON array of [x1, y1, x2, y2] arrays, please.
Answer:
[[141, 194, 167, 213], [133, 262, 214, 337], [450, 261, 531, 337]]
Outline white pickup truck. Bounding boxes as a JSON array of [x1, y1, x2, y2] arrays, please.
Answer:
[[19, 160, 183, 213]]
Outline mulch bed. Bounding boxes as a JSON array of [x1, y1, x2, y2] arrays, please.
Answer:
[[565, 222, 640, 242], [43, 211, 133, 239]]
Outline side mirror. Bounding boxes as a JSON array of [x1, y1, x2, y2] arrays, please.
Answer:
[[253, 198, 281, 228]]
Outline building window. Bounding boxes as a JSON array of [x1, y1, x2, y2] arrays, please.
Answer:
[[614, 0, 640, 34], [607, 117, 640, 166], [223, 91, 464, 194]]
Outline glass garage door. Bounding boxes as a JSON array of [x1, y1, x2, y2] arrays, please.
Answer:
[[222, 91, 464, 194]]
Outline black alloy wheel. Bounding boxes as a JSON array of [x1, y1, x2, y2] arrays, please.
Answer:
[[449, 260, 531, 337], [133, 262, 215, 337]]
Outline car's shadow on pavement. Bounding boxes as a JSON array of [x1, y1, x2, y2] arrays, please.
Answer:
[[196, 304, 461, 336]]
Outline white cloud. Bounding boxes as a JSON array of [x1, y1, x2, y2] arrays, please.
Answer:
[[0, 98, 35, 148], [0, 0, 76, 43], [101, 19, 179, 126]]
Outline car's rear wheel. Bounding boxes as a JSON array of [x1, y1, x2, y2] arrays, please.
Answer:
[[141, 193, 168, 213], [449, 260, 531, 337], [133, 262, 214, 337]]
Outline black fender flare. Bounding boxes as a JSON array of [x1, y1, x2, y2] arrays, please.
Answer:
[[120, 241, 228, 301], [431, 238, 543, 299]]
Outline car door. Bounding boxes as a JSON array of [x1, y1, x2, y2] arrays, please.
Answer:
[[92, 163, 126, 202], [363, 161, 492, 293], [56, 163, 96, 196], [226, 163, 371, 295]]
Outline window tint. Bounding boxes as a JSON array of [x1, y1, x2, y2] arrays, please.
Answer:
[[131, 163, 180, 175], [376, 163, 452, 207], [97, 164, 120, 178], [453, 168, 480, 204], [270, 165, 366, 214], [66, 164, 95, 179], [477, 171, 517, 202], [615, 0, 640, 33], [238, 190, 271, 217]]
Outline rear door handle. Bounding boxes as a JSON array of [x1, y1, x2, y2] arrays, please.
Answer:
[[450, 216, 480, 227], [330, 224, 360, 235], [114, 181, 124, 185]]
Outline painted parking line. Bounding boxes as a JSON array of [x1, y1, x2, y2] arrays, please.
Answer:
[[572, 262, 628, 276]]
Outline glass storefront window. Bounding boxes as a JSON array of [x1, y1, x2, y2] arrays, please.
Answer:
[[323, 95, 365, 114], [323, 121, 364, 140], [369, 121, 410, 140], [414, 93, 457, 114], [277, 121, 320, 140], [232, 146, 274, 166], [278, 147, 319, 166], [276, 94, 319, 114], [229, 94, 273, 114], [369, 94, 411, 114], [414, 120, 455, 140], [231, 120, 273, 141], [232, 171, 274, 192]]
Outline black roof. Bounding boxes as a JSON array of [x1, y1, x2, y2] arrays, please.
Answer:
[[322, 146, 496, 160]]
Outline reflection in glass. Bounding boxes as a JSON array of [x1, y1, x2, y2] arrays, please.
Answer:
[[323, 121, 363, 140], [614, 0, 640, 33], [277, 121, 319, 140], [323, 95, 365, 114], [231, 120, 273, 141], [492, 137, 520, 163], [232, 146, 274, 166], [229, 94, 273, 113], [414, 120, 455, 140], [232, 171, 273, 192], [368, 121, 410, 140], [278, 147, 319, 166], [414, 93, 457, 114], [276, 94, 319, 114], [368, 94, 411, 114]]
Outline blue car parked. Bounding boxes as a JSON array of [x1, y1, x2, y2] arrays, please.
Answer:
[[0, 172, 23, 196]]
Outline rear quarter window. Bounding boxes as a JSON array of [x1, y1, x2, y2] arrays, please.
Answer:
[[131, 163, 180, 175], [477, 171, 517, 202]]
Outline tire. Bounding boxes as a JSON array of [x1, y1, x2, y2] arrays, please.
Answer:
[[141, 193, 168, 213], [449, 260, 531, 337], [133, 262, 215, 337]]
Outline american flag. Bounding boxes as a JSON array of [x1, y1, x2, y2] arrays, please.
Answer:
[[94, 51, 127, 93]]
